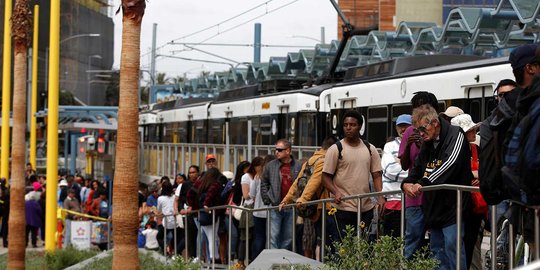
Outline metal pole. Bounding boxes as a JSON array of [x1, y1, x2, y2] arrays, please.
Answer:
[[400, 194, 406, 256], [1, 0, 13, 180], [247, 120, 252, 162], [30, 5, 40, 170], [320, 26, 326, 44], [535, 209, 539, 260], [357, 198, 361, 238], [225, 122, 230, 171], [184, 215, 188, 260], [509, 219, 514, 269], [212, 210, 216, 269], [45, 0, 61, 252], [292, 207, 296, 253], [254, 23, 261, 63], [490, 205, 497, 270], [321, 201, 327, 263], [150, 23, 157, 86], [266, 209, 271, 249], [228, 208, 232, 270], [245, 208, 250, 266], [456, 190, 462, 270]]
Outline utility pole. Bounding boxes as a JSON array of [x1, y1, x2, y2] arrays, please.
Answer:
[[150, 23, 157, 86], [254, 23, 261, 63]]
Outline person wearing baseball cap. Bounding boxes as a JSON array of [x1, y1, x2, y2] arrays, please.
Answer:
[[509, 44, 539, 88], [440, 106, 464, 121], [205, 154, 217, 170], [380, 114, 412, 237]]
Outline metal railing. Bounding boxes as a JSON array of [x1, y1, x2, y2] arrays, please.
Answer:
[[138, 142, 318, 178], [150, 184, 540, 270]]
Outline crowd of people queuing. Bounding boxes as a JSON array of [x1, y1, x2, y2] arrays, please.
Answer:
[[0, 44, 537, 270], [134, 44, 540, 270], [0, 163, 112, 249]]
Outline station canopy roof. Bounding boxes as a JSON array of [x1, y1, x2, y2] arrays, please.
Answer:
[[35, 106, 118, 131], [174, 0, 540, 93]]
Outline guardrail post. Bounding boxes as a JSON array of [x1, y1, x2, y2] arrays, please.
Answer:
[[292, 207, 296, 253], [535, 209, 539, 260], [245, 207, 250, 266], [321, 201, 327, 263], [456, 190, 462, 270], [357, 197, 362, 239], [509, 215, 514, 269], [400, 193, 405, 256], [212, 210, 216, 269], [490, 205, 497, 270], [184, 214, 189, 261], [266, 209, 271, 249], [228, 207, 232, 270]]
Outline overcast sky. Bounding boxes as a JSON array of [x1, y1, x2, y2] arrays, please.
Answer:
[[112, 0, 338, 81]]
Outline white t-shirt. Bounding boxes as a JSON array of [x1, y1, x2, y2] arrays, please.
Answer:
[[157, 195, 176, 229], [142, 228, 159, 249], [241, 173, 254, 205], [174, 183, 183, 197]]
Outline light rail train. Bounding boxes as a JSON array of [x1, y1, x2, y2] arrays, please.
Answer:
[[140, 54, 513, 150]]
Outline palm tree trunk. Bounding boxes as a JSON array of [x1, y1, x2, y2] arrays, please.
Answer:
[[8, 0, 31, 269], [112, 1, 145, 269]]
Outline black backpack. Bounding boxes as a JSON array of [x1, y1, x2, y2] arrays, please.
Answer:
[[335, 139, 372, 160], [501, 97, 540, 206], [295, 157, 322, 218]]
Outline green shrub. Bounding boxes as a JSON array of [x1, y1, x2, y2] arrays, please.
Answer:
[[45, 246, 99, 270], [83, 251, 200, 270], [324, 226, 438, 270]]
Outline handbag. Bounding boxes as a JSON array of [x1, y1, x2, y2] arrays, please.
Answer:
[[176, 214, 184, 229], [233, 198, 244, 221], [198, 211, 213, 226]]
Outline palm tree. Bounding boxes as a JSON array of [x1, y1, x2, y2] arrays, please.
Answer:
[[8, 0, 32, 269], [112, 1, 146, 268], [156, 72, 169, 85]]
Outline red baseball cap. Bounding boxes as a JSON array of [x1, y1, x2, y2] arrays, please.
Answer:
[[205, 154, 216, 162]]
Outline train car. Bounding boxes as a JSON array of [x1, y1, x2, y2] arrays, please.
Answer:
[[209, 84, 330, 147], [321, 55, 513, 148]]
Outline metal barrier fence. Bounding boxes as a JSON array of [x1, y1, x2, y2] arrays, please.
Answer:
[[153, 184, 540, 270], [138, 143, 318, 178]]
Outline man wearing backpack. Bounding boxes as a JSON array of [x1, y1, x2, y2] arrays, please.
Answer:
[[279, 135, 337, 258], [501, 43, 540, 257], [322, 110, 383, 243]]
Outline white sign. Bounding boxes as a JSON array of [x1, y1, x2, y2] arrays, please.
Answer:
[[71, 221, 92, 250]]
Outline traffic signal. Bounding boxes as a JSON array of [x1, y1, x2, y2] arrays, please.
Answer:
[[97, 137, 105, 153]]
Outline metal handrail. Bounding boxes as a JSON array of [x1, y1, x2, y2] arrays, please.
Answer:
[[153, 184, 539, 270]]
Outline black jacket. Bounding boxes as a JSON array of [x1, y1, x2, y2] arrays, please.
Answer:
[[403, 117, 472, 229]]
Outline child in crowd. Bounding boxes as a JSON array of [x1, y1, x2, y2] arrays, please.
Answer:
[[142, 220, 159, 251]]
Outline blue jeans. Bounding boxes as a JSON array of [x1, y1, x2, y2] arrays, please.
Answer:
[[224, 216, 238, 259], [404, 206, 425, 259], [252, 216, 266, 258], [430, 223, 467, 270], [269, 209, 293, 250]]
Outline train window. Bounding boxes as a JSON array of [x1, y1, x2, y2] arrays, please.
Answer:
[[229, 117, 248, 144], [367, 106, 388, 148], [209, 119, 225, 144], [367, 64, 380, 76], [390, 104, 413, 136], [163, 123, 174, 143], [178, 122, 188, 143], [258, 116, 276, 145], [192, 120, 207, 143], [469, 100, 481, 123], [354, 67, 366, 78], [297, 113, 317, 146]]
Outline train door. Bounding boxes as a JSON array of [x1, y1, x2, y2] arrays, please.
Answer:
[[366, 106, 388, 149], [297, 112, 318, 146], [465, 83, 495, 123], [330, 97, 357, 139], [277, 105, 290, 142]]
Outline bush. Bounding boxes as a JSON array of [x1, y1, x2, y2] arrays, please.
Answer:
[[45, 246, 99, 270], [83, 251, 200, 270], [324, 226, 438, 270]]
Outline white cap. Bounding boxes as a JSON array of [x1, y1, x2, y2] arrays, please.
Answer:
[[59, 179, 68, 187], [222, 171, 234, 180], [451, 114, 478, 133]]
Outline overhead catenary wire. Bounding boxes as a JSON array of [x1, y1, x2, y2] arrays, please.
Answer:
[[140, 0, 300, 60]]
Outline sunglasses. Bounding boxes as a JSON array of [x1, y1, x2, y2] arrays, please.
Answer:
[[275, 148, 287, 152], [414, 121, 432, 134]]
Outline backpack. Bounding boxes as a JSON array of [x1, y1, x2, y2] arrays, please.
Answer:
[[501, 97, 540, 206], [295, 157, 322, 218], [479, 90, 520, 205], [335, 139, 372, 160]]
